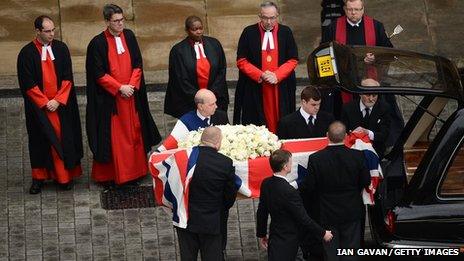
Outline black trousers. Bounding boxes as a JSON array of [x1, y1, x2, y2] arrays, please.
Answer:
[[322, 220, 361, 261], [176, 227, 222, 261]]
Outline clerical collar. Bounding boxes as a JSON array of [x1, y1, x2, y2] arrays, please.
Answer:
[[34, 38, 52, 47], [188, 38, 203, 46], [105, 28, 122, 37], [259, 22, 277, 32], [34, 38, 55, 61], [347, 17, 362, 27], [259, 23, 277, 51], [273, 173, 288, 181], [104, 29, 125, 54], [299, 107, 316, 124]]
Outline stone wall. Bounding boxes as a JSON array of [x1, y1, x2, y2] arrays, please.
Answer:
[[1, 0, 463, 89]]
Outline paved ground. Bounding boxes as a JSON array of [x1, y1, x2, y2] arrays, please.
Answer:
[[3, 89, 454, 260]]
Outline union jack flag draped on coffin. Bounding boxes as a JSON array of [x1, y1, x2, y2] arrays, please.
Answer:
[[149, 133, 382, 227]]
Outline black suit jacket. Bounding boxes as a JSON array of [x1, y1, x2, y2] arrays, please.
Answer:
[[187, 146, 237, 235], [257, 176, 324, 260], [301, 145, 371, 225], [341, 99, 391, 157], [277, 109, 334, 140], [321, 16, 393, 47], [210, 109, 229, 126]]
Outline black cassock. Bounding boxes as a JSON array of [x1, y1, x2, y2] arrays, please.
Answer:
[[17, 40, 83, 170], [164, 36, 228, 118], [233, 23, 298, 126], [321, 17, 403, 147], [321, 17, 393, 47], [86, 29, 161, 162]]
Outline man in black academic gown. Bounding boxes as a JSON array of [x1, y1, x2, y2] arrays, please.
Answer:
[[320, 0, 403, 149], [233, 1, 298, 133], [17, 15, 83, 194], [164, 16, 228, 119], [85, 4, 161, 185], [277, 85, 334, 140], [257, 149, 333, 261]]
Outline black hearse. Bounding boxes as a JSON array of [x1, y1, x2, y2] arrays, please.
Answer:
[[308, 42, 464, 250]]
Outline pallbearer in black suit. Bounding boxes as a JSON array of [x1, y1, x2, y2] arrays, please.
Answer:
[[341, 78, 391, 157], [300, 122, 371, 261], [256, 149, 333, 261], [176, 127, 237, 261], [164, 15, 229, 118], [277, 86, 335, 139]]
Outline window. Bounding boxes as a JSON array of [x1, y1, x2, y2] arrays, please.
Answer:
[[440, 143, 464, 197]]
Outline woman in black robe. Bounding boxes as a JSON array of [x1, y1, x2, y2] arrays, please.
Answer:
[[164, 15, 229, 118]]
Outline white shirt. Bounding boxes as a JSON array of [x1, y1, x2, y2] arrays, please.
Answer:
[[196, 110, 210, 125], [347, 17, 362, 27], [359, 100, 375, 140], [328, 142, 345, 146], [273, 173, 288, 182], [299, 107, 316, 125]]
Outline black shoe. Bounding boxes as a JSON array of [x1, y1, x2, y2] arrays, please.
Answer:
[[29, 180, 43, 194], [123, 179, 140, 187], [60, 182, 73, 191], [99, 181, 115, 190]]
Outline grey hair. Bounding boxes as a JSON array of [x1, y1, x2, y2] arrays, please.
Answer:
[[260, 1, 280, 13], [327, 121, 347, 143], [103, 4, 123, 21], [194, 96, 204, 105]]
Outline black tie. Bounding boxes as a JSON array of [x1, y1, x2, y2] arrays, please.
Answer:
[[362, 108, 370, 128], [308, 116, 314, 128], [203, 118, 210, 126]]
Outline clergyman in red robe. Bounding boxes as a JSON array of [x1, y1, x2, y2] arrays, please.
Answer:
[[17, 15, 83, 194], [234, 1, 298, 133], [85, 4, 161, 186]]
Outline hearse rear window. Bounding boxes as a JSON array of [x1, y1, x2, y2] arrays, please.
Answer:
[[439, 140, 464, 197]]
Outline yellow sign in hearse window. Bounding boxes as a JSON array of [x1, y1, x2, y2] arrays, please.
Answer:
[[316, 55, 334, 77]]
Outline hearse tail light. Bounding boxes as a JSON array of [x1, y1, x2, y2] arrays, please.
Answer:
[[385, 210, 396, 234]]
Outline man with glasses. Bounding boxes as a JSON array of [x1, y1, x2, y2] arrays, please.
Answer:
[[320, 0, 403, 155], [17, 15, 83, 194], [322, 0, 392, 47], [86, 4, 161, 187], [233, 1, 298, 134]]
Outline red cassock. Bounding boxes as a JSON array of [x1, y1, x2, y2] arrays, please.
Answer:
[[25, 39, 81, 184], [193, 41, 211, 90], [335, 15, 378, 103], [237, 23, 297, 133], [91, 30, 147, 184]]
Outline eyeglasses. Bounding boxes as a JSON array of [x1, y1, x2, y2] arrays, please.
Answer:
[[110, 17, 125, 24], [345, 7, 364, 13], [259, 15, 278, 21]]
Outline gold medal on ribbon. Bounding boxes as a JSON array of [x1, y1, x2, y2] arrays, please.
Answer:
[[266, 55, 272, 62]]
